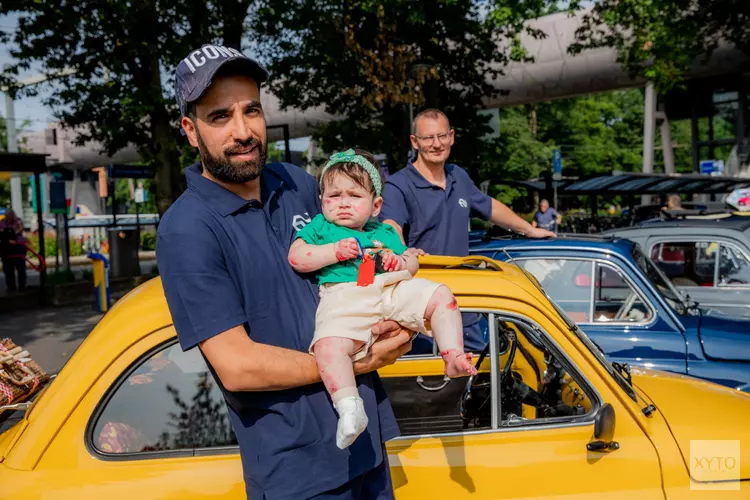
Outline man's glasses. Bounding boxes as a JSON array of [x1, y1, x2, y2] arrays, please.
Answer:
[[413, 131, 453, 145]]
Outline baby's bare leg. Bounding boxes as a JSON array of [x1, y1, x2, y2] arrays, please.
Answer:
[[424, 285, 478, 378], [314, 337, 368, 449]]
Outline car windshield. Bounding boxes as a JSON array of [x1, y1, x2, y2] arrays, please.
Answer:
[[630, 245, 689, 315], [505, 253, 639, 402]]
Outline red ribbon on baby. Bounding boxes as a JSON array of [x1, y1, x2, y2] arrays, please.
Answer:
[[356, 253, 376, 287]]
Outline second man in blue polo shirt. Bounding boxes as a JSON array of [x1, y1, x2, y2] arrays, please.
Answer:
[[380, 108, 555, 352], [380, 108, 555, 257]]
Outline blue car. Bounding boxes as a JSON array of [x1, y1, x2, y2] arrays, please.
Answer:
[[470, 233, 750, 392]]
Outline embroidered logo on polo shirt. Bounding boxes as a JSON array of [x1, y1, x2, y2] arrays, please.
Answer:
[[292, 213, 311, 231], [458, 198, 468, 208]]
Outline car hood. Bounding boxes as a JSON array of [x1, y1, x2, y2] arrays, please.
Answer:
[[695, 308, 750, 362], [632, 367, 750, 481]]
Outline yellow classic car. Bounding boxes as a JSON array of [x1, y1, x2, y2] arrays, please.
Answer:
[[1, 256, 748, 499]]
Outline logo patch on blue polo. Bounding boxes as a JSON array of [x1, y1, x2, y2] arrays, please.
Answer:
[[458, 198, 468, 208], [292, 213, 311, 231]]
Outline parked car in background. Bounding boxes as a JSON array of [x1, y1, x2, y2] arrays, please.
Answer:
[[604, 215, 750, 318], [470, 234, 750, 392]]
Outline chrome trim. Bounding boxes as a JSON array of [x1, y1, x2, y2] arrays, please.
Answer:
[[489, 313, 500, 429], [389, 418, 593, 441]]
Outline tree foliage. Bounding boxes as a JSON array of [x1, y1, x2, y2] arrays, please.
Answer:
[[569, 0, 750, 93], [251, 0, 552, 175], [0, 0, 253, 214]]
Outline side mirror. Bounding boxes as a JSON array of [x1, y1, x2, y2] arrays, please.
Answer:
[[587, 403, 620, 452]]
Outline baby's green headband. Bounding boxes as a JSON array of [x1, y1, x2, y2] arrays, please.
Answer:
[[320, 149, 382, 196]]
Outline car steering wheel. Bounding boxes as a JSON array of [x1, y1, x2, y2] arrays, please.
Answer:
[[615, 291, 638, 321]]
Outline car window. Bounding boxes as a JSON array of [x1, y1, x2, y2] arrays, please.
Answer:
[[593, 263, 653, 323], [718, 244, 750, 286], [466, 315, 595, 429], [518, 259, 593, 323], [650, 241, 717, 287], [90, 342, 236, 455], [385, 312, 596, 437]]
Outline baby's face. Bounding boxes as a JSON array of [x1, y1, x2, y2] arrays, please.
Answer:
[[321, 173, 382, 230]]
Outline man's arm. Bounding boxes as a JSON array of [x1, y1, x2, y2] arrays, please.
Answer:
[[200, 321, 414, 392], [490, 199, 555, 237]]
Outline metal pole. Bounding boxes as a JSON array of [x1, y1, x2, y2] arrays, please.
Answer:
[[283, 124, 291, 163], [62, 213, 70, 272], [34, 172, 46, 304], [658, 105, 675, 174], [642, 83, 656, 205]]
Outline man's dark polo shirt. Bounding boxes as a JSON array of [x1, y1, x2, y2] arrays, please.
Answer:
[[157, 162, 399, 500], [380, 161, 492, 257]]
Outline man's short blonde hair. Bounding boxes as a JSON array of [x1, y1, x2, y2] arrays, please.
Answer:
[[411, 108, 451, 135]]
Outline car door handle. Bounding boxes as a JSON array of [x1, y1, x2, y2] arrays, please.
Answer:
[[416, 375, 451, 392]]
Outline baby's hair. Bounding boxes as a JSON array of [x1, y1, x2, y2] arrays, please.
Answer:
[[319, 149, 385, 197]]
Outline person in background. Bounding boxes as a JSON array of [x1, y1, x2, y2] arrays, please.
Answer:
[[532, 199, 562, 232], [0, 209, 27, 293], [379, 108, 555, 353]]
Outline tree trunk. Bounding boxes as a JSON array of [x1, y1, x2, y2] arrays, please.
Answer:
[[145, 51, 183, 216], [221, 0, 251, 49]]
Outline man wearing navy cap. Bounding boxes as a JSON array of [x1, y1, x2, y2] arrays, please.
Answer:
[[380, 109, 555, 352], [157, 44, 411, 499]]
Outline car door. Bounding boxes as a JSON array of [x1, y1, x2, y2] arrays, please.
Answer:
[[498, 253, 688, 376], [380, 310, 664, 499]]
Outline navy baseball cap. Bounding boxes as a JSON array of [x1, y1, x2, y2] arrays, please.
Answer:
[[175, 44, 269, 116]]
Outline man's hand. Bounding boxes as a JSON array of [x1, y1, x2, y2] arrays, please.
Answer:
[[525, 227, 556, 238], [353, 320, 413, 375], [403, 247, 426, 258]]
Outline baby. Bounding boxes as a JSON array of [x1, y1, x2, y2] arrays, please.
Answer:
[[288, 149, 477, 449]]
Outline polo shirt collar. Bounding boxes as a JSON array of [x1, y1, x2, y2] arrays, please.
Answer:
[[185, 162, 286, 217], [405, 160, 457, 190]]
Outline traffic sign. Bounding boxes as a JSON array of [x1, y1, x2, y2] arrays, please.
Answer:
[[553, 149, 562, 175], [700, 160, 715, 175], [134, 187, 147, 204]]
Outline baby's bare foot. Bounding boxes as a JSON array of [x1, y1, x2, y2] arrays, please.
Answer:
[[441, 349, 478, 378]]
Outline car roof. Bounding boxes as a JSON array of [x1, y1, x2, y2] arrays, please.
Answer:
[[66, 256, 555, 353], [608, 214, 750, 233], [470, 232, 637, 255]]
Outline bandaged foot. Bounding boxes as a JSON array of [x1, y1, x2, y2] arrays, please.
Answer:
[[441, 349, 478, 378], [334, 396, 368, 449]]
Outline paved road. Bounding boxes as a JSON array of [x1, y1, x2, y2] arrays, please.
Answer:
[[2, 304, 105, 375], [22, 260, 157, 287]]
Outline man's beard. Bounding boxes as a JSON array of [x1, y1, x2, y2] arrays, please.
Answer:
[[196, 129, 267, 183]]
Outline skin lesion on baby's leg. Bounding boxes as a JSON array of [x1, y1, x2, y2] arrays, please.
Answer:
[[313, 337, 369, 449], [424, 285, 478, 378]]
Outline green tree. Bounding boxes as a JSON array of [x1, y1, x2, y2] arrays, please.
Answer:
[[1, 1, 253, 214], [569, 0, 750, 92], [251, 0, 553, 176]]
